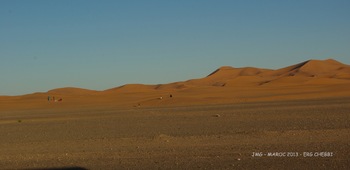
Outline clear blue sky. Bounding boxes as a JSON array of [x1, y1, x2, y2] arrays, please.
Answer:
[[1, 0, 349, 95]]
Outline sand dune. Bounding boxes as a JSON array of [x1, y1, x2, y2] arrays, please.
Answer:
[[1, 59, 350, 110], [263, 59, 350, 77]]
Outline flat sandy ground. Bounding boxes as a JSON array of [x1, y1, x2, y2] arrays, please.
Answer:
[[0, 97, 349, 169]]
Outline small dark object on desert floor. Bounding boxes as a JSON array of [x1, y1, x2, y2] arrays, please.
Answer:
[[213, 114, 221, 117]]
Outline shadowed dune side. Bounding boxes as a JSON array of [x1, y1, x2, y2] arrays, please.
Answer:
[[186, 66, 272, 87]]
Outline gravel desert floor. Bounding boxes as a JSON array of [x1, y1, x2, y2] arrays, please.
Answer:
[[0, 97, 349, 169]]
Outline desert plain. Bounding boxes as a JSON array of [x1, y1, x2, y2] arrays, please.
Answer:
[[0, 59, 350, 169]]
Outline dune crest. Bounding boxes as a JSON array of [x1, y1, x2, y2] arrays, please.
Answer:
[[47, 87, 98, 95], [104, 84, 157, 93]]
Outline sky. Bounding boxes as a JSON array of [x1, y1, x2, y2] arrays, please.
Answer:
[[1, 0, 349, 95]]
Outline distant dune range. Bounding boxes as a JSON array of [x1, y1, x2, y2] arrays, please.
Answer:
[[1, 59, 350, 111]]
